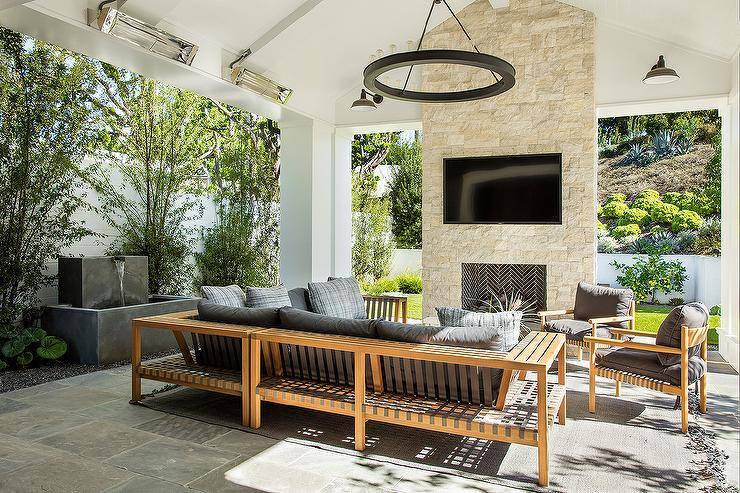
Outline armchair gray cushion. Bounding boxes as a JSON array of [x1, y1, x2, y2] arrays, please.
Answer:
[[573, 282, 633, 328], [655, 302, 709, 366], [545, 319, 612, 341], [595, 347, 706, 386]]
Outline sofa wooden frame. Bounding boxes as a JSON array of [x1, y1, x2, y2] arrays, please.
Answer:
[[538, 299, 636, 360], [585, 325, 708, 433], [249, 330, 566, 487]]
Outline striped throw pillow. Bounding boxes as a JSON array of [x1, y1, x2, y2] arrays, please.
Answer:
[[200, 285, 246, 307]]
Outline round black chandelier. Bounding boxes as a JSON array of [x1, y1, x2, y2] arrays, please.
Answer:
[[362, 0, 515, 103]]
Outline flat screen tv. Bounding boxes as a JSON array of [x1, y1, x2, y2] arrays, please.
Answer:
[[444, 153, 562, 224]]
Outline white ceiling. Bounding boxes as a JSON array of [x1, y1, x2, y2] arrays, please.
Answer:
[[5, 0, 740, 124]]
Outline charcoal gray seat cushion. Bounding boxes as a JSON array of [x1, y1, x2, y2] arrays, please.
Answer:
[[373, 319, 517, 352], [596, 347, 706, 386], [197, 300, 280, 327], [573, 282, 633, 328], [544, 319, 613, 341], [244, 285, 291, 308], [655, 302, 709, 366], [287, 287, 312, 311], [308, 277, 367, 319], [200, 285, 246, 307], [279, 307, 376, 338]]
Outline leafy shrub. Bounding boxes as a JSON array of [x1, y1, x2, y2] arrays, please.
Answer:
[[597, 233, 620, 253], [663, 191, 715, 217], [352, 206, 395, 282], [597, 221, 607, 231], [669, 297, 685, 306], [651, 130, 676, 158], [395, 273, 422, 294], [611, 250, 688, 303], [671, 210, 703, 233], [387, 140, 422, 249], [601, 201, 629, 219], [363, 278, 399, 296], [606, 193, 627, 203], [612, 224, 641, 238], [0, 325, 67, 370], [617, 208, 649, 226], [662, 192, 682, 207], [709, 305, 722, 316], [649, 202, 680, 225], [691, 217, 721, 256], [623, 142, 652, 165]]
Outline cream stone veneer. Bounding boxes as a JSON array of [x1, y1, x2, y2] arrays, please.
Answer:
[[421, 0, 596, 317]]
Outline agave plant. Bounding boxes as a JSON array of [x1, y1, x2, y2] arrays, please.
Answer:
[[623, 142, 653, 165], [477, 290, 539, 338], [673, 136, 694, 155], [651, 130, 676, 158]]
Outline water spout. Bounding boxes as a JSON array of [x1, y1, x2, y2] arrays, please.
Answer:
[[113, 256, 126, 306]]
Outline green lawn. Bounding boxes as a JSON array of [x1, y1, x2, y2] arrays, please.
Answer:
[[404, 295, 719, 345]]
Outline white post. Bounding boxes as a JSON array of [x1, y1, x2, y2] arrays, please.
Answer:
[[718, 53, 739, 369], [279, 118, 335, 288], [333, 128, 353, 277]]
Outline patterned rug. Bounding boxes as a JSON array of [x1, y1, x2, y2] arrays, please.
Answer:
[[140, 363, 722, 492]]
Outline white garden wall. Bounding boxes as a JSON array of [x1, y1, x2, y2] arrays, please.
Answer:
[[597, 254, 721, 307], [389, 249, 422, 276]]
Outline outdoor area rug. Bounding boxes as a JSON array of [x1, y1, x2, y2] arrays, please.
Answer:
[[139, 363, 724, 492]]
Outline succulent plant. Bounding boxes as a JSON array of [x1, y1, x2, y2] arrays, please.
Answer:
[[623, 142, 653, 165], [651, 130, 676, 158]]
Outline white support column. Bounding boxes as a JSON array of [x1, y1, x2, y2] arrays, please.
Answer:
[[280, 118, 347, 288], [332, 128, 353, 277], [718, 54, 739, 370]]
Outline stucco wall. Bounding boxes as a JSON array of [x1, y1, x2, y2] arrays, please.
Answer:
[[421, 0, 596, 317]]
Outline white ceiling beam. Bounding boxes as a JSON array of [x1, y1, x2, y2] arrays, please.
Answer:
[[0, 0, 33, 11], [236, 0, 327, 60]]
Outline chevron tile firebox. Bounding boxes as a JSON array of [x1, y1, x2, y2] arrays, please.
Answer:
[[460, 263, 547, 312]]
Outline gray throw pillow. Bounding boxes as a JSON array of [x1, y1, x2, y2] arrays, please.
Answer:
[[200, 285, 246, 307], [655, 302, 709, 366], [308, 277, 367, 319], [244, 285, 291, 308], [287, 287, 312, 311], [197, 300, 280, 327], [279, 307, 376, 338], [573, 281, 633, 328], [436, 307, 522, 351]]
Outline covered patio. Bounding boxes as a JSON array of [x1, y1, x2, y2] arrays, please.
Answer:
[[0, 0, 738, 492]]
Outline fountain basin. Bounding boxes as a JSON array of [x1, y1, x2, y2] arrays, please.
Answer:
[[42, 295, 199, 364]]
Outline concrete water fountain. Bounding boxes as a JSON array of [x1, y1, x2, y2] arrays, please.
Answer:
[[42, 256, 198, 364]]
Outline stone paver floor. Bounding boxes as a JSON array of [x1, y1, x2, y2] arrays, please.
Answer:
[[0, 358, 737, 493]]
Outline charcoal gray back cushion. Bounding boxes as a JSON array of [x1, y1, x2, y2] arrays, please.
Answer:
[[288, 287, 312, 311], [194, 300, 279, 371], [279, 307, 376, 338], [308, 277, 367, 319], [573, 282, 633, 328], [435, 308, 522, 351], [373, 319, 519, 352], [244, 285, 291, 308], [655, 302, 709, 366], [200, 285, 246, 307], [197, 300, 280, 327]]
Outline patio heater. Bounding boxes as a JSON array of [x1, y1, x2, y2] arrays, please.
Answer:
[[88, 4, 199, 66]]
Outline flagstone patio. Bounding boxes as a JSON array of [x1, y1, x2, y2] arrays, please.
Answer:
[[0, 356, 736, 493]]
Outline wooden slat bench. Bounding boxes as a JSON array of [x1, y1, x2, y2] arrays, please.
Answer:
[[250, 330, 566, 486], [131, 311, 261, 426]]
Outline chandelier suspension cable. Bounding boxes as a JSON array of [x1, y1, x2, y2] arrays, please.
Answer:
[[440, 0, 500, 82], [402, 0, 437, 93]]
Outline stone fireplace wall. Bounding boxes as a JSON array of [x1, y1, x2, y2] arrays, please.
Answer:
[[421, 0, 596, 317]]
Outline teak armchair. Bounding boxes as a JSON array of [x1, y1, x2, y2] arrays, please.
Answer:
[[586, 324, 708, 433], [538, 300, 636, 360]]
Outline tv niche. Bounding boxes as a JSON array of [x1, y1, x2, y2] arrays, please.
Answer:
[[443, 153, 562, 224]]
